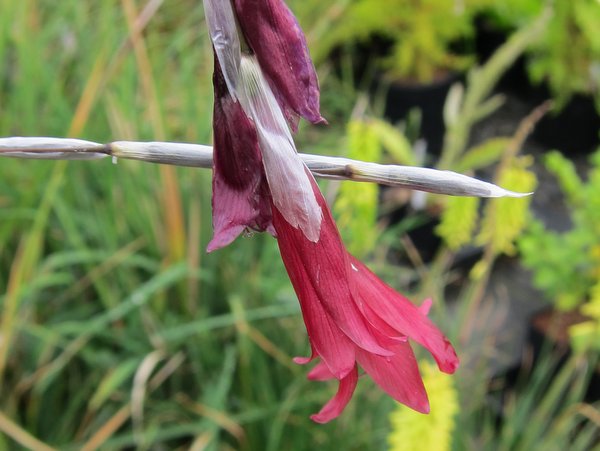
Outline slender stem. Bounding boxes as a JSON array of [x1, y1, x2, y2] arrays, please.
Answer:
[[0, 137, 530, 199]]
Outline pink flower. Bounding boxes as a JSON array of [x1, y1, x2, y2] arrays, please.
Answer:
[[202, 0, 459, 422], [207, 61, 274, 251], [273, 174, 458, 422]]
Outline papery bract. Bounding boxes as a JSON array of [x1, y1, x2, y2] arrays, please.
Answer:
[[203, 0, 241, 97], [237, 56, 322, 242]]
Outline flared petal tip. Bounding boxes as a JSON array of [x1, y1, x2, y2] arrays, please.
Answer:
[[395, 387, 430, 415], [435, 341, 460, 374], [414, 400, 431, 415], [419, 298, 433, 316], [309, 114, 328, 126], [206, 225, 245, 253], [442, 360, 460, 374], [310, 412, 334, 424], [392, 388, 431, 415], [293, 355, 313, 365], [309, 367, 358, 423], [307, 360, 355, 381]]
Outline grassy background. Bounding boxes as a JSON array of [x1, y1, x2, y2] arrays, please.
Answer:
[[0, 1, 393, 449], [1, 1, 598, 450]]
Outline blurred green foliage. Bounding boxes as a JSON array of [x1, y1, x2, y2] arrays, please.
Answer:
[[489, 0, 600, 112], [475, 156, 537, 256], [519, 150, 600, 311], [0, 1, 393, 449], [314, 0, 494, 82], [529, 0, 600, 111], [519, 149, 600, 353], [519, 150, 600, 354], [459, 353, 599, 451], [334, 119, 382, 257], [570, 282, 600, 354], [436, 196, 479, 252], [0, 1, 598, 450]]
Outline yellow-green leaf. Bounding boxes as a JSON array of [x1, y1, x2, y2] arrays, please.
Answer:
[[334, 120, 382, 257], [436, 196, 480, 251], [88, 359, 139, 411], [388, 361, 458, 451], [569, 320, 600, 354], [569, 273, 600, 353], [544, 151, 584, 207], [476, 156, 537, 255], [369, 118, 416, 166], [457, 137, 511, 172]]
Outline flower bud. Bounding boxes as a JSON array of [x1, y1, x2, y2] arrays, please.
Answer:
[[233, 0, 326, 130]]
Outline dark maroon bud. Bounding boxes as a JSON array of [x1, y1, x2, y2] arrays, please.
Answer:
[[233, 0, 326, 130]]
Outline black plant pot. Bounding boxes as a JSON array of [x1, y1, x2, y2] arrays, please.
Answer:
[[474, 16, 600, 154], [391, 208, 441, 264], [474, 17, 531, 95], [531, 94, 600, 154], [327, 33, 465, 158]]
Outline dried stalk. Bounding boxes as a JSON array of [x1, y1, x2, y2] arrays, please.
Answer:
[[0, 137, 530, 198]]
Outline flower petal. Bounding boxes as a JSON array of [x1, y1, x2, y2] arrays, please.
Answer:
[[310, 365, 359, 423], [273, 182, 395, 358], [275, 212, 356, 378], [356, 342, 430, 414], [208, 62, 273, 252], [233, 0, 325, 128], [351, 257, 459, 374], [358, 293, 408, 342], [293, 342, 317, 365], [293, 355, 315, 365], [420, 298, 433, 316], [307, 361, 335, 381]]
